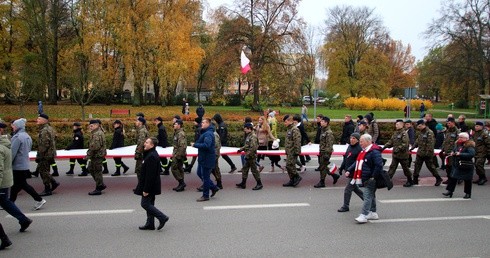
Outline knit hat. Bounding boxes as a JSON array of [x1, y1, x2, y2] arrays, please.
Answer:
[[137, 117, 146, 124], [39, 113, 49, 120], [350, 132, 361, 141], [435, 123, 443, 131], [458, 132, 469, 139], [475, 121, 484, 126], [13, 118, 27, 129], [364, 114, 373, 122]]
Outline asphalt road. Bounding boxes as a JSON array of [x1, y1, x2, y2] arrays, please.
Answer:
[[2, 155, 490, 257]]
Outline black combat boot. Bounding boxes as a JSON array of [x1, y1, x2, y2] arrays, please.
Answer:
[[51, 164, 59, 177], [292, 175, 302, 186], [283, 178, 295, 187], [122, 163, 130, 174], [314, 179, 325, 188], [478, 176, 488, 185], [173, 180, 186, 192], [236, 178, 246, 189], [39, 184, 52, 196], [331, 173, 340, 184], [403, 177, 413, 187], [102, 162, 109, 174], [111, 166, 121, 176], [216, 179, 223, 189], [413, 176, 419, 185], [252, 180, 263, 190], [65, 164, 75, 175], [50, 180, 60, 191], [435, 176, 443, 186]]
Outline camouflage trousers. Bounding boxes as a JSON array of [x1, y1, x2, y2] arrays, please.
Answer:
[[413, 155, 440, 178], [387, 157, 412, 179], [88, 158, 104, 188], [135, 158, 143, 180], [37, 159, 53, 185], [318, 154, 332, 180], [171, 158, 185, 181], [213, 156, 222, 181], [475, 156, 486, 178], [286, 154, 299, 179], [242, 156, 260, 181]]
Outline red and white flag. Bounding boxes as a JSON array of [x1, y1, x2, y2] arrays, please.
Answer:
[[240, 50, 251, 74]]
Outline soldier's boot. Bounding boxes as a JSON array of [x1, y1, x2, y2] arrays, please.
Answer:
[[39, 184, 52, 196], [184, 164, 192, 173], [111, 167, 121, 176], [122, 163, 130, 174], [331, 173, 340, 184], [102, 162, 109, 174], [32, 168, 39, 177], [478, 175, 488, 185], [51, 164, 59, 177], [314, 179, 326, 188], [403, 177, 414, 187], [173, 180, 186, 192], [50, 179, 60, 191], [236, 178, 246, 189], [283, 178, 295, 187], [78, 170, 88, 176], [216, 179, 223, 189], [413, 176, 419, 185], [292, 175, 302, 187], [65, 164, 75, 175], [252, 180, 263, 190], [435, 176, 443, 186]]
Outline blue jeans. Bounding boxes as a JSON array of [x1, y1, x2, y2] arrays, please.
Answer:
[[0, 188, 30, 224], [197, 165, 217, 198], [302, 114, 308, 122], [141, 194, 167, 227], [361, 179, 377, 215]]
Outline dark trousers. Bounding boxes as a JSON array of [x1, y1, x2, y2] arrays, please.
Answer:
[[446, 177, 472, 195], [0, 188, 30, 224], [10, 170, 42, 202], [141, 194, 167, 227], [197, 165, 217, 198], [342, 182, 364, 209], [221, 154, 236, 169]]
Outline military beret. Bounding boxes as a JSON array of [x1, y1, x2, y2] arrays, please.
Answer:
[[89, 119, 100, 125], [283, 115, 290, 121], [38, 113, 49, 120], [244, 123, 254, 129], [321, 116, 330, 123], [173, 115, 181, 120], [174, 119, 183, 126], [136, 112, 145, 117], [137, 117, 146, 124], [154, 116, 163, 122], [113, 120, 122, 124], [73, 122, 81, 127], [416, 119, 425, 125], [404, 119, 412, 123], [475, 121, 484, 126], [446, 117, 455, 123], [395, 119, 404, 123]]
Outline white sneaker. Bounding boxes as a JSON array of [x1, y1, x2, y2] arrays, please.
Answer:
[[366, 211, 379, 220], [355, 214, 368, 224], [300, 166, 306, 173], [34, 199, 46, 210]]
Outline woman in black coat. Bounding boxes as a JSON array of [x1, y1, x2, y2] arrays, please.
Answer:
[[443, 132, 475, 199], [134, 137, 169, 230]]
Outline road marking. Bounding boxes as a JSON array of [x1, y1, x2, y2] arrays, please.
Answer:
[[379, 198, 471, 203], [203, 203, 310, 210], [6, 209, 134, 218], [370, 215, 490, 223], [72, 175, 137, 178]]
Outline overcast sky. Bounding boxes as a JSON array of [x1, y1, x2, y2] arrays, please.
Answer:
[[205, 0, 443, 62]]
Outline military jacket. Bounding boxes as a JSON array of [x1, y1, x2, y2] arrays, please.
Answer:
[[172, 128, 187, 159], [442, 126, 460, 153], [384, 128, 409, 159], [240, 132, 258, 160], [472, 129, 490, 158], [319, 126, 334, 157], [135, 126, 149, 159], [414, 127, 435, 156], [285, 124, 301, 156], [87, 127, 106, 159], [37, 123, 57, 159]]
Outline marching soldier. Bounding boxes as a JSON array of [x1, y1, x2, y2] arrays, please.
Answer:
[[153, 117, 170, 175], [236, 123, 262, 190], [171, 120, 187, 192], [283, 115, 302, 187], [411, 119, 443, 186], [440, 117, 460, 184], [135, 117, 150, 180], [381, 120, 413, 187], [314, 116, 340, 188], [65, 122, 88, 176], [35, 114, 60, 196], [472, 121, 490, 185], [212, 129, 223, 189], [86, 120, 107, 195]]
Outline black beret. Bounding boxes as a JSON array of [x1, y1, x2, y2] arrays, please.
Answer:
[[358, 120, 367, 126], [396, 119, 404, 123], [154, 116, 163, 122], [283, 115, 290, 121], [321, 116, 330, 123], [476, 121, 484, 126], [404, 119, 412, 123], [136, 112, 144, 117], [89, 119, 100, 125], [416, 119, 425, 125], [73, 122, 81, 126], [173, 115, 181, 120], [137, 117, 146, 124], [244, 123, 254, 129], [446, 117, 455, 123], [174, 119, 183, 126], [194, 117, 202, 124], [113, 120, 122, 124], [39, 113, 49, 120]]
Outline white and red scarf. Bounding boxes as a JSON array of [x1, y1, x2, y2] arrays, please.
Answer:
[[351, 145, 371, 185]]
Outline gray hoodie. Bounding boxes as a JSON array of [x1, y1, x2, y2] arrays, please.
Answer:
[[11, 128, 33, 170]]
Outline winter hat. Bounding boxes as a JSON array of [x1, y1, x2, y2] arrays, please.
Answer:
[[435, 123, 444, 131], [39, 113, 49, 120], [350, 132, 361, 141], [137, 117, 146, 124], [13, 118, 27, 129], [475, 121, 484, 126]]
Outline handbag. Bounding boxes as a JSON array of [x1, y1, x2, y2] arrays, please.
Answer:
[[457, 160, 474, 171], [376, 170, 393, 190]]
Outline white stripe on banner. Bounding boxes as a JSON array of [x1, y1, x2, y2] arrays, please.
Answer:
[[370, 215, 490, 223]]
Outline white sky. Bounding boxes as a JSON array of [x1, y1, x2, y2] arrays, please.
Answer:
[[205, 0, 443, 62]]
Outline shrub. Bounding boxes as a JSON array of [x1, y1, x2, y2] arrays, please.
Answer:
[[410, 99, 433, 111]]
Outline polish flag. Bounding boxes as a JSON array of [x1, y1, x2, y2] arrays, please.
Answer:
[[328, 163, 338, 175], [240, 50, 251, 74]]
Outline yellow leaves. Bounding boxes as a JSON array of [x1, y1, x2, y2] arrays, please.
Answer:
[[344, 97, 407, 111]]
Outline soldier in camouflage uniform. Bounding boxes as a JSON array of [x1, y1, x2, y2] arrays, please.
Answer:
[[472, 121, 490, 185], [85, 120, 107, 195], [440, 117, 460, 184], [135, 117, 150, 180], [282, 115, 302, 187], [236, 123, 262, 190], [411, 119, 443, 186], [35, 114, 60, 196], [212, 130, 223, 189], [171, 120, 187, 192], [314, 117, 340, 188], [381, 120, 413, 187]]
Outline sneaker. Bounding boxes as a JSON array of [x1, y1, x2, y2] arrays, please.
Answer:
[[355, 214, 368, 224], [300, 166, 306, 173], [365, 211, 379, 220], [34, 199, 47, 210]]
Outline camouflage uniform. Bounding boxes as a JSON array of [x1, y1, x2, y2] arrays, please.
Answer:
[[171, 128, 187, 181], [135, 125, 149, 179], [36, 123, 58, 189], [413, 127, 442, 184], [285, 124, 301, 180], [472, 129, 490, 181], [384, 128, 412, 182], [239, 131, 260, 181], [212, 132, 222, 184], [318, 126, 335, 180], [86, 127, 107, 189], [442, 126, 460, 178]]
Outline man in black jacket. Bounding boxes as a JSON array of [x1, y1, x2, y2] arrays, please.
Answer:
[[340, 115, 355, 145], [337, 133, 363, 212], [213, 114, 237, 173], [153, 117, 170, 175], [135, 137, 169, 231], [293, 114, 310, 173], [65, 122, 88, 175]]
